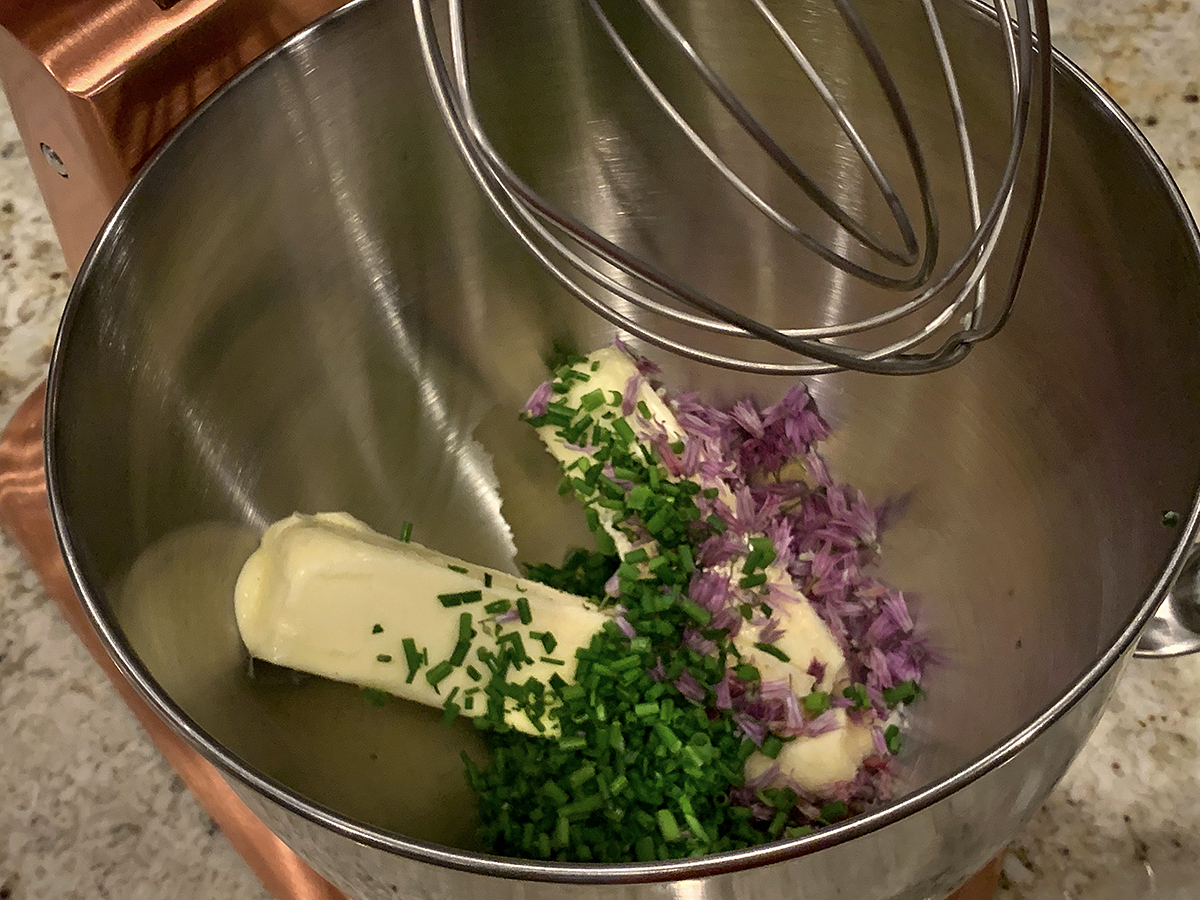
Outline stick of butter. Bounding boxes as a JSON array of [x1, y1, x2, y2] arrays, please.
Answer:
[[235, 511, 611, 736]]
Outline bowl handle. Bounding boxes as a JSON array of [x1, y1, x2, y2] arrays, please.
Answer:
[[1136, 543, 1200, 657]]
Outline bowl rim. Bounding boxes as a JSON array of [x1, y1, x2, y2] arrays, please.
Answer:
[[43, 0, 1200, 884]]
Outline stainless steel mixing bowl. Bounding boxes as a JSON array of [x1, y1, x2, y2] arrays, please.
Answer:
[[44, 0, 1200, 898]]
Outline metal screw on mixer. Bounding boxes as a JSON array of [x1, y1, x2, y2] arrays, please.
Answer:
[[414, 0, 1053, 375]]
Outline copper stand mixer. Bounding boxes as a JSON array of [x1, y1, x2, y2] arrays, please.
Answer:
[[0, 0, 343, 272]]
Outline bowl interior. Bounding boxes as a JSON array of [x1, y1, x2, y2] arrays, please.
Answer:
[[48, 0, 1200, 852]]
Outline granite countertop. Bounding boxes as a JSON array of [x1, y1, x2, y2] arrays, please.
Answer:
[[1, 2, 1199, 898]]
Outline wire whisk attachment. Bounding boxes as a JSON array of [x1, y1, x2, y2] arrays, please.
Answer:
[[414, 0, 1053, 375]]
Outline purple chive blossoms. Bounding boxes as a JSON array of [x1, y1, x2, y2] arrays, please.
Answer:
[[628, 348, 928, 812]]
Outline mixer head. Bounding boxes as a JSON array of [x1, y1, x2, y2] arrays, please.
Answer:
[[413, 0, 1053, 376]]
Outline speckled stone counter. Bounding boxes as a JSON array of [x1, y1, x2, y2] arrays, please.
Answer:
[[2, 2, 1199, 898]]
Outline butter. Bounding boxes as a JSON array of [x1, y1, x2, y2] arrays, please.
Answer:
[[535, 346, 684, 471], [743, 709, 877, 792], [235, 512, 611, 736]]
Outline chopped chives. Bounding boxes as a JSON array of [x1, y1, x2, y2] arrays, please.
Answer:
[[656, 809, 681, 842], [644, 508, 670, 534], [843, 683, 870, 709], [802, 691, 830, 715], [633, 701, 659, 717], [579, 389, 606, 411], [458, 613, 474, 641], [626, 485, 652, 509], [484, 599, 512, 615], [609, 655, 641, 672], [450, 613, 474, 665], [438, 589, 482, 607], [623, 547, 650, 564], [735, 664, 761, 682], [399, 522, 413, 542], [466, 665, 481, 681], [402, 639, 422, 683], [609, 723, 625, 753], [682, 811, 710, 843], [568, 765, 595, 788], [768, 809, 788, 838], [760, 734, 785, 759], [539, 657, 565, 666], [441, 701, 461, 724], [819, 800, 848, 823], [362, 688, 389, 707], [635, 836, 656, 862], [739, 572, 767, 590], [678, 598, 712, 625], [754, 642, 791, 663], [516, 596, 532, 625], [554, 815, 570, 848], [884, 724, 904, 755], [653, 722, 682, 753], [376, 654, 393, 663], [371, 623, 384, 634], [612, 418, 635, 443], [484, 573, 493, 588], [636, 400, 651, 419], [882, 679, 922, 707], [447, 564, 469, 574], [560, 794, 605, 820]]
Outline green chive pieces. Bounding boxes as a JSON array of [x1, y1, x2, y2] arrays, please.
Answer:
[[425, 660, 454, 689], [438, 589, 482, 607], [753, 642, 791, 663], [402, 638, 423, 684]]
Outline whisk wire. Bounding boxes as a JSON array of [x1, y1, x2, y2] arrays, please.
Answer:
[[414, 0, 1053, 375], [628, 0, 925, 270]]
